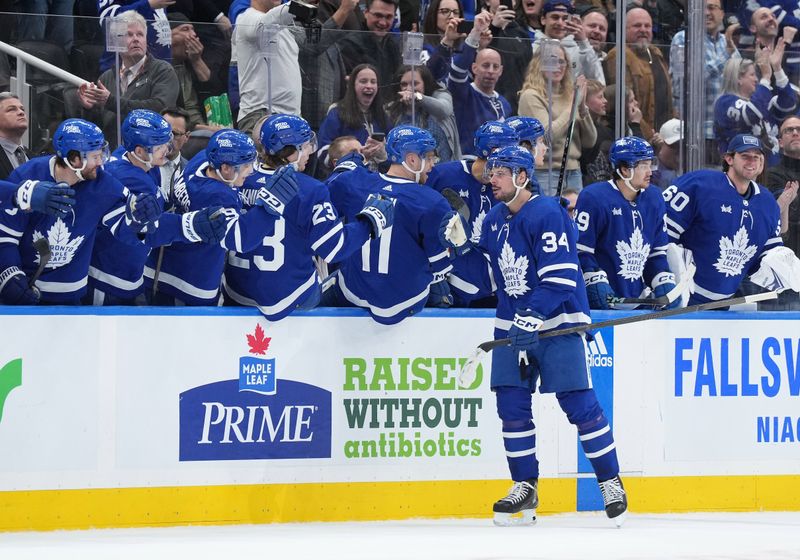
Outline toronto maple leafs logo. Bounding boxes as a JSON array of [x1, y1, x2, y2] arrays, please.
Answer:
[[471, 209, 486, 244], [499, 241, 530, 297], [153, 10, 172, 47], [615, 228, 650, 281], [714, 226, 758, 277], [239, 324, 276, 395], [31, 219, 84, 269]]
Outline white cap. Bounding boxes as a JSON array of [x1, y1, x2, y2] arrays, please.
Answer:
[[659, 119, 683, 145]]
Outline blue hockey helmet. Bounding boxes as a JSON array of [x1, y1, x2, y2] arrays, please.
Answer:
[[207, 129, 257, 168], [259, 114, 315, 155], [487, 145, 534, 178], [506, 116, 546, 144], [609, 136, 655, 169], [53, 118, 107, 158], [386, 125, 437, 163], [474, 121, 519, 158], [122, 109, 173, 152]]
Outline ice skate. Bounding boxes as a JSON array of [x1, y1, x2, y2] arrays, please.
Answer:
[[492, 479, 538, 526], [598, 475, 627, 527]]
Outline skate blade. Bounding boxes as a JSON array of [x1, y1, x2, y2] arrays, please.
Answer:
[[611, 511, 627, 528], [493, 510, 536, 527]]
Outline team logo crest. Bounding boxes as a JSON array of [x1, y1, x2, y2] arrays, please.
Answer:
[[31, 219, 84, 269], [714, 226, 757, 277], [615, 228, 650, 281], [239, 324, 276, 395], [499, 241, 530, 297], [471, 209, 486, 244]]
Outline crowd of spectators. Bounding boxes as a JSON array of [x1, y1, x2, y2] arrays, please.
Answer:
[[2, 0, 800, 310]]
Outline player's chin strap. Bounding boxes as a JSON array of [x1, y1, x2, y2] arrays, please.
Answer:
[[615, 167, 641, 196], [129, 149, 155, 170], [65, 154, 89, 182], [402, 156, 427, 184], [219, 163, 250, 187], [503, 171, 530, 206]]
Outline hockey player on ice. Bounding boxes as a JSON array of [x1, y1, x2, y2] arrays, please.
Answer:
[[575, 136, 679, 310], [443, 145, 628, 527]]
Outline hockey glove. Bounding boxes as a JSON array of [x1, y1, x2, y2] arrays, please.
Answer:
[[651, 271, 680, 309], [125, 192, 160, 226], [0, 268, 40, 305], [257, 165, 299, 217], [334, 151, 366, 170], [357, 193, 394, 238], [583, 269, 616, 310], [15, 180, 76, 218], [183, 206, 231, 244], [509, 309, 544, 372], [438, 211, 472, 256], [750, 246, 800, 293], [427, 279, 454, 308]]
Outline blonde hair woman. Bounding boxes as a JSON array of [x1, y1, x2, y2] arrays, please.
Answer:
[[518, 45, 596, 195]]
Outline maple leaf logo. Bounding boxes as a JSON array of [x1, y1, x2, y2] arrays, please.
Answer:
[[615, 228, 650, 281], [499, 241, 530, 297], [31, 218, 84, 269], [153, 11, 173, 47], [246, 324, 271, 355], [470, 209, 486, 244], [714, 226, 758, 277]]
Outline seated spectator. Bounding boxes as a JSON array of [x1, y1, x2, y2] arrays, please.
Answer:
[[168, 13, 221, 132], [767, 116, 800, 254], [159, 107, 191, 201], [713, 44, 797, 165], [483, 0, 533, 112], [532, 0, 605, 85], [518, 46, 596, 194], [67, 10, 179, 147], [318, 64, 389, 171], [602, 84, 645, 138], [580, 7, 609, 61], [579, 78, 613, 185], [606, 7, 673, 141], [650, 118, 681, 190], [0, 93, 30, 181], [421, 0, 466, 83], [338, 0, 403, 98], [448, 11, 513, 156], [385, 65, 461, 161], [98, 0, 172, 72]]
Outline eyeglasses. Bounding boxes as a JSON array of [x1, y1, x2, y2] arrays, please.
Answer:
[[437, 8, 460, 16], [706, 4, 722, 11], [172, 131, 190, 138], [781, 126, 800, 136]]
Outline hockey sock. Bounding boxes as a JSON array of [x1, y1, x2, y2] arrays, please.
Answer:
[[496, 386, 538, 481], [556, 389, 619, 481]]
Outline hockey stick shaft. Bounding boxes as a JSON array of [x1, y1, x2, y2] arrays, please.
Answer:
[[441, 187, 471, 221], [606, 295, 669, 306], [29, 238, 51, 288], [555, 83, 582, 199], [478, 291, 779, 353]]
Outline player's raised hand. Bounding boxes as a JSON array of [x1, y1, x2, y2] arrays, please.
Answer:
[[438, 210, 472, 255], [257, 165, 299, 217], [183, 206, 232, 244], [15, 180, 76, 218], [357, 193, 394, 238], [126, 192, 160, 225]]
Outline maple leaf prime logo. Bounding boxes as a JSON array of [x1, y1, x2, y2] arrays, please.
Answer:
[[240, 324, 276, 394]]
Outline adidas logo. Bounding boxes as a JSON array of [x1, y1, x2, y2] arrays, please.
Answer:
[[587, 332, 613, 367], [383, 185, 393, 192]]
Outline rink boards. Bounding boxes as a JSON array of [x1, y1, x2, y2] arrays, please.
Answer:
[[0, 307, 799, 531]]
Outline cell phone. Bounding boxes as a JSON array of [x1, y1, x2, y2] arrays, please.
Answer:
[[457, 20, 474, 34], [370, 133, 386, 142], [500, 0, 514, 10]]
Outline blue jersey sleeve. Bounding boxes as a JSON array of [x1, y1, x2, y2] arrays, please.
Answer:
[[642, 190, 672, 285], [664, 173, 700, 244], [574, 185, 606, 273], [299, 185, 371, 264]]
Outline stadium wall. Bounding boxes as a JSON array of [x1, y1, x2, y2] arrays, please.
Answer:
[[1, 307, 798, 531]]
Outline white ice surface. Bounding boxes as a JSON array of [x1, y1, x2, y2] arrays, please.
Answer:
[[1, 512, 799, 560]]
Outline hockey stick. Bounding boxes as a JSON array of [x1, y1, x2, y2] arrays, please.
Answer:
[[459, 290, 779, 385], [554, 81, 582, 200], [29, 238, 51, 288], [606, 295, 668, 306], [441, 187, 471, 221]]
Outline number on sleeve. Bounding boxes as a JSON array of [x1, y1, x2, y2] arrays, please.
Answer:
[[541, 231, 569, 253]]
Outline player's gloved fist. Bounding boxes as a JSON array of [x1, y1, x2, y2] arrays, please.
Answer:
[[508, 309, 544, 355], [427, 279, 454, 308], [438, 211, 472, 256], [257, 165, 299, 217], [125, 192, 160, 225], [183, 206, 231, 244], [583, 269, 616, 309], [651, 271, 680, 309], [357, 193, 394, 238], [334, 151, 366, 170], [15, 180, 76, 217], [0, 268, 40, 305]]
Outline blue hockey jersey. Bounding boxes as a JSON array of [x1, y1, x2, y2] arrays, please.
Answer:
[[425, 159, 497, 303], [89, 154, 190, 300], [1, 156, 146, 302], [328, 168, 454, 324], [223, 164, 371, 321], [575, 180, 671, 298], [665, 169, 783, 304], [0, 180, 21, 210], [479, 194, 591, 338]]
